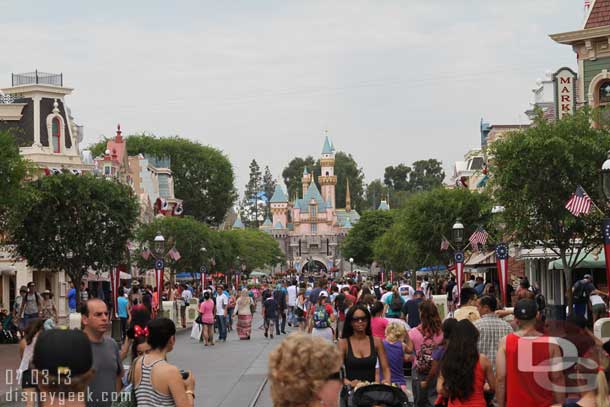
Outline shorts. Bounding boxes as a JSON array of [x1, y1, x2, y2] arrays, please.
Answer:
[[592, 303, 607, 316]]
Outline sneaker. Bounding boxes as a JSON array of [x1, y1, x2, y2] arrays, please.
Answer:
[[264, 332, 268, 338], [270, 334, 274, 339]]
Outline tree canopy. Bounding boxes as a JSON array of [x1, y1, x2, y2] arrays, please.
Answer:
[[490, 108, 610, 308], [341, 210, 395, 265], [90, 134, 236, 226], [12, 174, 139, 298], [384, 159, 445, 192], [0, 130, 30, 236]]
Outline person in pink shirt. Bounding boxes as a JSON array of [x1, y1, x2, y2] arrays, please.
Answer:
[[199, 291, 215, 346], [409, 300, 443, 407], [370, 301, 389, 339]]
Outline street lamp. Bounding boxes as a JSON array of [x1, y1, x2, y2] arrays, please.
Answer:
[[154, 232, 165, 254], [602, 150, 610, 200], [452, 219, 464, 248], [349, 257, 354, 273]]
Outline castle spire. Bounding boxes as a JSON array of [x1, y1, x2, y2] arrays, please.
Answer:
[[345, 178, 351, 212], [115, 123, 123, 143]]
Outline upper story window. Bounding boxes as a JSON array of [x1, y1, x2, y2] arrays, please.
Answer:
[[51, 117, 61, 153], [310, 205, 317, 217], [104, 165, 111, 176], [311, 223, 317, 234]]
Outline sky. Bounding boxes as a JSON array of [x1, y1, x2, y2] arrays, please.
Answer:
[[0, 1, 583, 194]]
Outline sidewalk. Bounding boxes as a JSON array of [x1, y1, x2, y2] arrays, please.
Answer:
[[0, 343, 21, 404]]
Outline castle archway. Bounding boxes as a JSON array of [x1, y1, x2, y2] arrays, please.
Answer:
[[302, 259, 328, 273]]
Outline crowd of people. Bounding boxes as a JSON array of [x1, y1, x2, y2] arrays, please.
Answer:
[[7, 271, 610, 407]]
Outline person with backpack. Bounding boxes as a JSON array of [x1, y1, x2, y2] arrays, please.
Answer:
[[572, 274, 606, 318], [308, 292, 335, 342], [409, 300, 443, 407], [19, 282, 42, 327], [273, 283, 287, 335], [384, 286, 404, 319]]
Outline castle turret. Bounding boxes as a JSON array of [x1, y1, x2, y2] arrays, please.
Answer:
[[302, 166, 311, 198], [269, 184, 289, 230], [318, 132, 337, 208], [345, 178, 351, 212]]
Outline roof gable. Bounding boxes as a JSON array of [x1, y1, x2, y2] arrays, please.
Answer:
[[585, 0, 610, 29], [298, 182, 327, 211], [322, 135, 333, 154], [232, 216, 244, 229]]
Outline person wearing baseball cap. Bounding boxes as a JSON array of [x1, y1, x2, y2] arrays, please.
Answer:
[[572, 274, 608, 319], [496, 299, 564, 407], [33, 329, 95, 405]]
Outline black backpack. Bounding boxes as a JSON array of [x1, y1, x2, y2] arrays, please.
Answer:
[[573, 280, 588, 304]]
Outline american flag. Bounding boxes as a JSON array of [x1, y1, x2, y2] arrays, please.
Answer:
[[468, 227, 489, 250], [440, 238, 450, 251], [168, 247, 182, 261], [565, 186, 592, 217], [141, 248, 151, 260]]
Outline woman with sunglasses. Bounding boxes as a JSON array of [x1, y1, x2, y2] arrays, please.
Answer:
[[338, 304, 391, 387], [268, 332, 343, 407]]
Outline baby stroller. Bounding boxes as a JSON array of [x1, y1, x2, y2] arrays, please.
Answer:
[[340, 383, 412, 407], [0, 311, 19, 344]]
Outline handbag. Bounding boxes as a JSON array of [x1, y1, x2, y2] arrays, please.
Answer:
[[195, 314, 202, 325], [190, 323, 202, 340]]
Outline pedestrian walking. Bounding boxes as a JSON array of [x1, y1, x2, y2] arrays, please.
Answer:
[[81, 299, 123, 407], [40, 290, 57, 323], [409, 300, 443, 407], [67, 281, 77, 313], [339, 304, 391, 386], [273, 283, 287, 335], [227, 289, 236, 332], [214, 285, 229, 342], [378, 322, 413, 394], [295, 288, 308, 331], [474, 295, 512, 372], [453, 287, 480, 322], [18, 319, 46, 406], [424, 318, 458, 399], [436, 319, 495, 407], [19, 282, 42, 327], [496, 299, 565, 407], [117, 288, 129, 341], [370, 301, 389, 339], [384, 285, 404, 319], [32, 329, 95, 407], [198, 291, 215, 345], [268, 333, 343, 407], [402, 290, 424, 328], [235, 288, 254, 340], [309, 292, 335, 341], [132, 318, 196, 406], [287, 279, 298, 326], [263, 290, 278, 339]]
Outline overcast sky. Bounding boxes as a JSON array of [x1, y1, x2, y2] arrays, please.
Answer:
[[1, 1, 582, 194]]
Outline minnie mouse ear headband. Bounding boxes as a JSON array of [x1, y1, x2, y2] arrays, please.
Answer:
[[134, 325, 149, 338]]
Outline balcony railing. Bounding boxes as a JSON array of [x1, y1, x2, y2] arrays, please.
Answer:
[[12, 70, 63, 87]]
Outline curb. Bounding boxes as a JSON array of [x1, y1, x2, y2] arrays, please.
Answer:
[[248, 377, 268, 407]]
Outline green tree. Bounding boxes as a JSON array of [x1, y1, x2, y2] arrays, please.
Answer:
[[262, 165, 276, 219], [376, 188, 493, 271], [333, 152, 365, 210], [12, 174, 139, 305], [0, 130, 30, 235], [90, 134, 236, 225], [409, 159, 445, 191], [221, 229, 285, 272], [384, 164, 411, 191], [490, 108, 610, 311], [241, 159, 263, 227], [341, 210, 395, 265], [282, 156, 316, 199], [364, 179, 389, 210], [135, 216, 219, 279]]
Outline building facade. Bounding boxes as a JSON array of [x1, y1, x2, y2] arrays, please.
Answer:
[[259, 135, 360, 273]]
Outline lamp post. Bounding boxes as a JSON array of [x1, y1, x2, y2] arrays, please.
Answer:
[[149, 231, 179, 315], [452, 219, 464, 250], [451, 219, 465, 306], [600, 152, 610, 297]]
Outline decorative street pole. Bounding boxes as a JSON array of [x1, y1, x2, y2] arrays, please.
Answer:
[[600, 152, 610, 292], [452, 219, 465, 304]]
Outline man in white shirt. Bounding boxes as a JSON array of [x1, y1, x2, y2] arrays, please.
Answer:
[[180, 284, 193, 328], [215, 285, 229, 342], [399, 283, 415, 302], [287, 280, 297, 326]]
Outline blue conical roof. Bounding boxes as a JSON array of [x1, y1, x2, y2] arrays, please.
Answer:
[[377, 200, 390, 211], [262, 217, 272, 226], [298, 182, 327, 211], [343, 216, 352, 228], [232, 215, 244, 229], [270, 184, 288, 203], [322, 135, 333, 155], [303, 166, 308, 175]]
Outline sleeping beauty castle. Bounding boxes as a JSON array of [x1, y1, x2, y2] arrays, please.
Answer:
[[258, 134, 360, 273]]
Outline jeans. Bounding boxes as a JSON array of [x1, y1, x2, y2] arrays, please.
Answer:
[[119, 317, 128, 340], [574, 302, 587, 318], [227, 307, 234, 330], [275, 310, 286, 334], [23, 313, 39, 327], [412, 369, 437, 407], [216, 314, 227, 340]]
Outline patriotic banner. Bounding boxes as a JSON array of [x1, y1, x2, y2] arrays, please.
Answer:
[[565, 185, 592, 217], [440, 238, 450, 251], [468, 227, 489, 252], [380, 268, 385, 284], [141, 248, 151, 261], [154, 259, 164, 299], [495, 243, 509, 306], [235, 273, 240, 289], [602, 219, 610, 298], [454, 251, 465, 305], [200, 272, 206, 290], [168, 247, 181, 262], [110, 267, 120, 319], [390, 270, 394, 282]]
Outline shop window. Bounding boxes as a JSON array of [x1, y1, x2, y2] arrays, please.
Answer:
[[599, 81, 610, 105]]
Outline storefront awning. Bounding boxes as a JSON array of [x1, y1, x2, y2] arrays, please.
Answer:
[[515, 247, 560, 261], [466, 251, 496, 267], [548, 251, 605, 270]]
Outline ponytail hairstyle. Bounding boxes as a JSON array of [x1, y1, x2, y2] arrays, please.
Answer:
[[582, 347, 610, 407]]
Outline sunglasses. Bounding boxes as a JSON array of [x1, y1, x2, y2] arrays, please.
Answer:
[[325, 371, 342, 381], [351, 316, 368, 323]]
